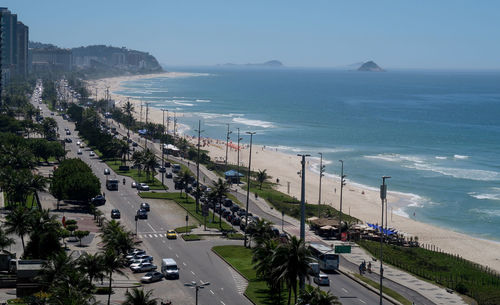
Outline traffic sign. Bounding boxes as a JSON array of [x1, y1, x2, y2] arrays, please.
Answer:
[[335, 245, 351, 253]]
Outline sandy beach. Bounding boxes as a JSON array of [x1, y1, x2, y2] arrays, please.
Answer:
[[86, 73, 500, 272]]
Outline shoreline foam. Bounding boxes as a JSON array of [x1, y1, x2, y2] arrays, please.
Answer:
[[86, 73, 500, 272]]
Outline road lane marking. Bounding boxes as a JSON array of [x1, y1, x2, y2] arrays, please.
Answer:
[[191, 271, 195, 275], [210, 290, 214, 295], [342, 288, 348, 293], [183, 262, 187, 266], [148, 234, 153, 238], [168, 246, 172, 250], [154, 234, 158, 238], [175, 254, 179, 258], [138, 235, 143, 238], [359, 300, 366, 304], [220, 301, 226, 305], [147, 223, 156, 232]]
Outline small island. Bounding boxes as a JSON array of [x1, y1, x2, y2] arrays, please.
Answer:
[[358, 61, 384, 72]]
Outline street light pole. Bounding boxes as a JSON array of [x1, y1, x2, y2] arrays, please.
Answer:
[[225, 124, 232, 172], [195, 120, 204, 215], [161, 109, 167, 187], [338, 160, 346, 240], [244, 131, 256, 248], [237, 128, 243, 185], [297, 153, 309, 291], [318, 152, 325, 218], [379, 176, 391, 305], [184, 281, 210, 305]]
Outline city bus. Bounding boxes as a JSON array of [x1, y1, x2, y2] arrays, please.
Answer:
[[106, 178, 119, 191], [308, 243, 340, 272]]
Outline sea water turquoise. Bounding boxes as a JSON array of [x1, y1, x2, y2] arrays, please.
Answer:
[[116, 67, 500, 241]]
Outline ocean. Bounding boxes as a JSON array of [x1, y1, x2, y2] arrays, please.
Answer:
[[116, 67, 500, 241]]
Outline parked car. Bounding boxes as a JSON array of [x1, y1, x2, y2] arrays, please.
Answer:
[[140, 202, 150, 211], [104, 168, 110, 175], [126, 249, 145, 260], [222, 209, 231, 218], [141, 271, 164, 283], [128, 257, 153, 267], [237, 209, 246, 217], [137, 208, 148, 219], [91, 195, 106, 205], [166, 230, 177, 239], [223, 198, 233, 207], [313, 273, 330, 286], [131, 254, 153, 262], [111, 209, 121, 219], [230, 204, 240, 213], [231, 216, 241, 226], [131, 262, 157, 273], [138, 183, 150, 191]]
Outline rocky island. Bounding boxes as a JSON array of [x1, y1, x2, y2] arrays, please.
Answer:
[[358, 61, 384, 72]]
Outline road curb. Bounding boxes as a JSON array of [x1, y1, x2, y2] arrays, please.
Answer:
[[211, 248, 256, 305], [337, 266, 403, 305]]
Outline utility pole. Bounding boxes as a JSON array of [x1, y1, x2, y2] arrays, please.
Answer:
[[195, 120, 204, 215], [339, 160, 346, 239], [236, 128, 243, 185], [173, 112, 177, 144], [244, 131, 256, 248], [297, 154, 309, 291], [161, 109, 167, 187], [380, 176, 391, 305], [318, 152, 325, 218], [166, 110, 170, 161], [140, 99, 143, 125], [145, 102, 149, 148], [225, 124, 232, 172]]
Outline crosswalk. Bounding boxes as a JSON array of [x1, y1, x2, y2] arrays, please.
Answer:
[[137, 233, 165, 239]]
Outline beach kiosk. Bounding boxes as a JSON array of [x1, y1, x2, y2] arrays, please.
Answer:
[[224, 170, 244, 184]]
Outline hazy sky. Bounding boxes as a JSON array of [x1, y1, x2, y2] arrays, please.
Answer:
[[4, 0, 500, 69]]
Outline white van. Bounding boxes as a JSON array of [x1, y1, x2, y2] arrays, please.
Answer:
[[161, 258, 179, 279]]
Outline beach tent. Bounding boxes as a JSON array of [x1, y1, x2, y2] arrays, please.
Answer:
[[224, 170, 244, 184], [163, 144, 180, 151], [138, 129, 147, 135]]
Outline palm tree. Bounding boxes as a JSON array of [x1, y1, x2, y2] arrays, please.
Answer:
[[0, 227, 15, 251], [123, 288, 158, 305], [102, 249, 128, 305], [178, 170, 192, 199], [256, 169, 268, 190], [37, 251, 77, 291], [251, 219, 274, 247], [4, 205, 32, 252], [122, 101, 135, 141], [252, 238, 283, 300], [213, 178, 229, 229], [119, 140, 130, 164], [100, 220, 138, 256], [297, 286, 341, 305], [78, 253, 105, 286], [274, 236, 313, 305], [132, 150, 145, 177], [25, 209, 62, 259], [142, 149, 158, 182], [28, 174, 47, 210]]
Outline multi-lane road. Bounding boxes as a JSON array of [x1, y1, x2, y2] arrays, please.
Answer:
[[35, 86, 386, 305]]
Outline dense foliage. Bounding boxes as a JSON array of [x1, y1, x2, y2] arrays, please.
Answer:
[[50, 158, 101, 202]]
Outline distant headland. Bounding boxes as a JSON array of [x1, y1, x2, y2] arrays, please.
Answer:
[[217, 60, 284, 67], [358, 61, 384, 72]]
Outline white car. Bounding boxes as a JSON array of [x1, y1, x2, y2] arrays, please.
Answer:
[[138, 183, 150, 191], [76, 141, 81, 146], [141, 271, 164, 283], [313, 273, 330, 286], [89, 151, 95, 157], [131, 262, 157, 273]]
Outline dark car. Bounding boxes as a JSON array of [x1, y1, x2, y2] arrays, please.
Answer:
[[91, 195, 106, 205], [231, 216, 241, 226], [166, 172, 173, 179], [111, 209, 121, 219], [140, 202, 150, 212], [223, 198, 233, 207], [226, 214, 233, 222], [230, 204, 240, 213], [65, 138, 73, 143], [158, 167, 166, 173], [237, 209, 246, 217], [132, 142, 138, 147], [137, 208, 148, 219], [165, 161, 171, 168], [222, 209, 231, 218]]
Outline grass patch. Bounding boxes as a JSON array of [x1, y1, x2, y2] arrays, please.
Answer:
[[353, 274, 412, 305], [358, 240, 500, 305], [226, 193, 243, 206], [106, 161, 166, 190], [4, 193, 37, 209], [213, 245, 295, 305], [175, 225, 198, 233], [182, 234, 201, 241], [227, 233, 245, 240], [139, 192, 233, 231]]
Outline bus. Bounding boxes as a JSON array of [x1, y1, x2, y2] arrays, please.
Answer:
[[106, 179, 119, 191], [308, 243, 340, 272]]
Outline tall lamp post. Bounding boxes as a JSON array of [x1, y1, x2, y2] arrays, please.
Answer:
[[236, 128, 243, 185], [379, 176, 391, 305], [318, 152, 325, 218], [338, 160, 346, 239], [195, 120, 204, 215], [184, 281, 210, 305], [297, 153, 310, 291], [244, 131, 256, 248], [161, 109, 167, 187], [225, 124, 232, 172]]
